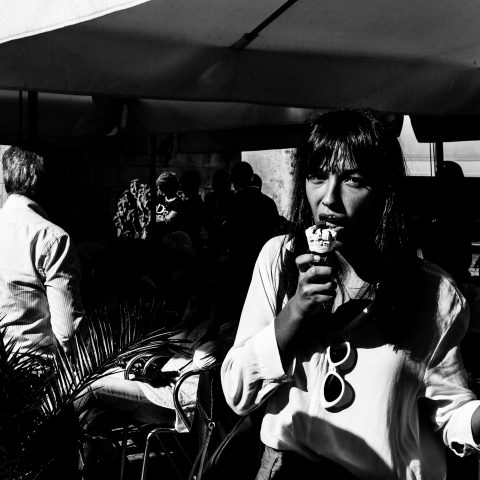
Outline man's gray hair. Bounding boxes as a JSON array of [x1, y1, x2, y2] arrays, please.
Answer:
[[2, 146, 45, 198]]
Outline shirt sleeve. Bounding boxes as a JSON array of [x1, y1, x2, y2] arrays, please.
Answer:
[[42, 233, 85, 355], [221, 236, 293, 416], [423, 278, 480, 456]]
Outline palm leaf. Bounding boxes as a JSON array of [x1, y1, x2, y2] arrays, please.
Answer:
[[0, 300, 190, 479]]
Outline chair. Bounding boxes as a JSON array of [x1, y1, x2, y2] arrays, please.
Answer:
[[115, 354, 231, 480]]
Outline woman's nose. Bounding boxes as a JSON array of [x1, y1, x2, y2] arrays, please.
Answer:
[[321, 177, 341, 210]]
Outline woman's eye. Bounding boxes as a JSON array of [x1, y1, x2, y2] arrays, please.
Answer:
[[345, 175, 367, 187], [307, 173, 328, 183]]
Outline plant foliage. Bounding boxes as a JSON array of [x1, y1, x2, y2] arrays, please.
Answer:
[[0, 301, 188, 480]]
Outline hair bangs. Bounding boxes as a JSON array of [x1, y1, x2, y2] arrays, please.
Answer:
[[305, 143, 360, 179]]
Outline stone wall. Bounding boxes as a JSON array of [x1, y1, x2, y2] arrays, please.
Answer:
[[242, 149, 294, 218]]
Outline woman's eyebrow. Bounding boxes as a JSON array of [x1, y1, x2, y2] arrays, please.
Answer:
[[338, 169, 362, 177]]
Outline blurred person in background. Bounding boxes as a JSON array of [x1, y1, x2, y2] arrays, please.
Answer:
[[180, 169, 205, 253], [226, 161, 280, 299], [205, 168, 234, 261], [155, 171, 186, 238], [0, 145, 84, 357], [421, 161, 472, 287], [251, 173, 263, 190]]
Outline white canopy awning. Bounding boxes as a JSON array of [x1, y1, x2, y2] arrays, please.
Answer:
[[0, 0, 149, 44], [1, 0, 480, 148], [1, 0, 480, 115]]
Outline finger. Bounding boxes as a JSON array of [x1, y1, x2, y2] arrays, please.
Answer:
[[296, 254, 317, 272], [302, 281, 337, 299], [302, 291, 336, 307], [304, 265, 333, 280], [315, 293, 336, 303]]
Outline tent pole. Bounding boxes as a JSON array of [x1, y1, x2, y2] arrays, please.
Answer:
[[149, 135, 157, 240], [27, 91, 38, 142], [231, 0, 298, 49], [18, 90, 24, 141], [434, 141, 444, 175]]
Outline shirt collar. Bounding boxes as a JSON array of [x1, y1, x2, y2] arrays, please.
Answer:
[[285, 238, 293, 251], [4, 194, 50, 220]]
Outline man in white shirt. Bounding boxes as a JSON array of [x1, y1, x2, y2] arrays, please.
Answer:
[[0, 146, 84, 356]]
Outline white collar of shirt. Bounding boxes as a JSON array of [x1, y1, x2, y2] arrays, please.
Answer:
[[4, 194, 50, 220], [285, 237, 293, 251]]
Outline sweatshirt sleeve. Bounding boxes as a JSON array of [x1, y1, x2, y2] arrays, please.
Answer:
[[423, 277, 480, 456], [221, 236, 293, 415]]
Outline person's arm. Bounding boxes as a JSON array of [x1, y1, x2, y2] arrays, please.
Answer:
[[471, 406, 480, 443], [43, 233, 85, 355], [221, 238, 334, 415], [274, 253, 335, 368], [423, 278, 480, 456], [164, 209, 178, 223], [221, 237, 286, 415]]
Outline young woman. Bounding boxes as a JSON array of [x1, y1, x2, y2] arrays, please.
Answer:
[[221, 110, 480, 479]]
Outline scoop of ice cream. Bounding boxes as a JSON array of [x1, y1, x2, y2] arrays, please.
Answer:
[[305, 224, 337, 254]]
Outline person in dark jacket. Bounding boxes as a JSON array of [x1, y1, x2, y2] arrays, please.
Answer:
[[226, 162, 280, 298]]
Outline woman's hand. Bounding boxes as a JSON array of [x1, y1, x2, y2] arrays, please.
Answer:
[[274, 253, 336, 367], [290, 253, 337, 319]]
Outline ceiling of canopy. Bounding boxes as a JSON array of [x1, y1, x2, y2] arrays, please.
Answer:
[[0, 90, 317, 151], [1, 0, 480, 148]]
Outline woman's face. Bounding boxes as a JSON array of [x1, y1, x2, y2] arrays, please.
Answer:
[[305, 160, 384, 250]]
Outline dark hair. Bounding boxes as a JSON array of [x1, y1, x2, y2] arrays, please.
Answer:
[[231, 161, 253, 189], [251, 173, 262, 189], [212, 169, 231, 192], [437, 160, 465, 191], [277, 109, 416, 349], [156, 171, 179, 197], [180, 169, 201, 195], [2, 146, 45, 198], [438, 160, 464, 180], [290, 109, 408, 259]]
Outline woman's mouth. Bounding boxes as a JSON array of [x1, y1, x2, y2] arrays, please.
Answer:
[[326, 223, 343, 233], [318, 213, 346, 230]]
